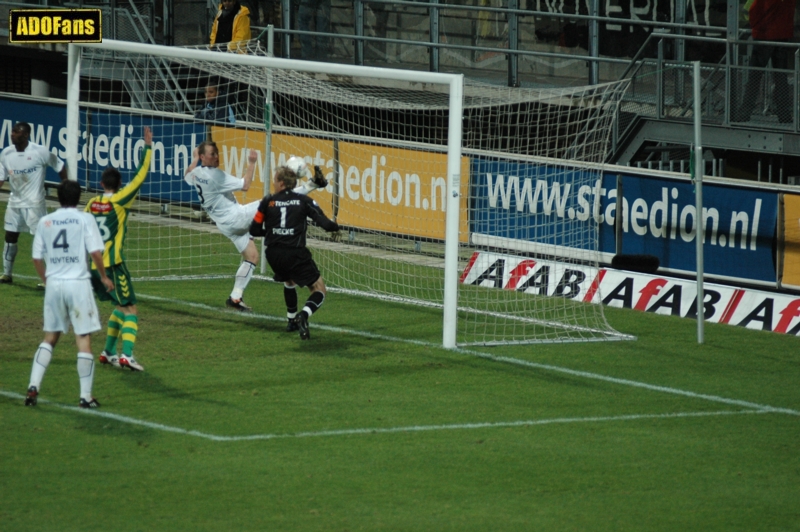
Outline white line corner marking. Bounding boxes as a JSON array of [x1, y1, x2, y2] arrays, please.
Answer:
[[0, 390, 771, 442]]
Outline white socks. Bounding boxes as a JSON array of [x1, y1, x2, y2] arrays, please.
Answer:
[[28, 342, 53, 390], [230, 261, 256, 301], [3, 242, 18, 276], [29, 346, 96, 401], [77, 352, 95, 401]]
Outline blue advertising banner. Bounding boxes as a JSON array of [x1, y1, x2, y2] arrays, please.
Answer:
[[606, 173, 778, 283], [0, 98, 67, 184], [1, 96, 205, 204], [4, 97, 781, 284], [470, 156, 779, 284], [78, 109, 205, 203], [470, 157, 604, 250]]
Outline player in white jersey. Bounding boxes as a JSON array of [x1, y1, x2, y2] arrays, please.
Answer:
[[24, 180, 114, 409], [0, 122, 68, 284], [184, 140, 328, 311]]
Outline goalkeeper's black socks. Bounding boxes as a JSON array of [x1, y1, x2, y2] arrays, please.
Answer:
[[302, 291, 325, 319], [284, 284, 298, 318]]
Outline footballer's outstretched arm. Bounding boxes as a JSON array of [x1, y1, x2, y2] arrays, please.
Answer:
[[113, 128, 153, 206], [240, 149, 258, 192], [185, 147, 200, 177], [307, 202, 339, 233]]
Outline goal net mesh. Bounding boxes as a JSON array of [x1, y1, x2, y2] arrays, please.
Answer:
[[75, 40, 631, 346]]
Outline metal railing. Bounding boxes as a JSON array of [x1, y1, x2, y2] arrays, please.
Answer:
[[5, 0, 800, 168], [619, 32, 800, 129]]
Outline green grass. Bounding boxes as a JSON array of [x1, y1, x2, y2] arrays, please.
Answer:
[[1, 200, 799, 531]]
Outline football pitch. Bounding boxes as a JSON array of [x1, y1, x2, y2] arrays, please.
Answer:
[[1, 201, 799, 531]]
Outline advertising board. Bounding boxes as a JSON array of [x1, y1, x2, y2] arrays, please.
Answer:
[[210, 127, 470, 240], [469, 155, 779, 283], [782, 194, 800, 288], [461, 250, 800, 336]]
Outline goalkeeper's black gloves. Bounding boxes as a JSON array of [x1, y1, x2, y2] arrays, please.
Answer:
[[313, 165, 329, 189], [328, 222, 342, 242], [249, 220, 266, 237]]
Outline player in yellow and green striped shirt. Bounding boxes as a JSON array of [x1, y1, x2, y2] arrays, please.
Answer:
[[86, 126, 152, 372]]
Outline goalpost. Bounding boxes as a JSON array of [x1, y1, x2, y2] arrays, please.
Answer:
[[66, 39, 632, 347]]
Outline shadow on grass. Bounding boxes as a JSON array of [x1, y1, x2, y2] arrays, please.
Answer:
[[140, 293, 617, 395], [103, 368, 231, 407]]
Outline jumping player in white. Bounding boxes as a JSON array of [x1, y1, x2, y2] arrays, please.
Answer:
[[25, 180, 114, 409], [0, 122, 68, 284], [184, 141, 328, 311]]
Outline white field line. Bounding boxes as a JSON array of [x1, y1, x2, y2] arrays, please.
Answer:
[[5, 279, 799, 417], [137, 293, 800, 416], [3, 287, 798, 442], [0, 390, 769, 442]]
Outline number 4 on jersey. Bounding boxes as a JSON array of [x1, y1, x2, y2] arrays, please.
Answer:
[[53, 229, 69, 251]]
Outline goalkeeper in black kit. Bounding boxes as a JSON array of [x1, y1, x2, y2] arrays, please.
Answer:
[[250, 165, 340, 340]]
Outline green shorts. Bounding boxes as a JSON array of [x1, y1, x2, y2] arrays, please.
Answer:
[[91, 262, 136, 307]]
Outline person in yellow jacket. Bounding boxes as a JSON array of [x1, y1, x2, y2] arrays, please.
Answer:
[[210, 0, 252, 53]]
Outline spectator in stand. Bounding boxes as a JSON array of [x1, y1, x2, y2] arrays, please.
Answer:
[[733, 0, 797, 123], [195, 82, 236, 125], [298, 0, 331, 61], [210, 0, 252, 53]]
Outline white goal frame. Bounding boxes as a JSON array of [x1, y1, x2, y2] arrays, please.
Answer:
[[66, 39, 466, 348]]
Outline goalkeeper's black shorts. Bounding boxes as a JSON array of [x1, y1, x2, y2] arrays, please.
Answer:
[[266, 246, 321, 288]]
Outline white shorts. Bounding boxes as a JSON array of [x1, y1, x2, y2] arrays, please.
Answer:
[[215, 201, 259, 253], [4, 204, 47, 235], [43, 278, 102, 335]]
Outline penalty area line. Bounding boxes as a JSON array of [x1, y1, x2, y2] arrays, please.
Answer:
[[0, 390, 768, 442], [137, 293, 800, 417]]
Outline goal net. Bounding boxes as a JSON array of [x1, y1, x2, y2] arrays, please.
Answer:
[[67, 39, 632, 347]]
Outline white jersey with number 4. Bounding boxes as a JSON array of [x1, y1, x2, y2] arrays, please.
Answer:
[[33, 208, 105, 280], [0, 142, 65, 209]]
